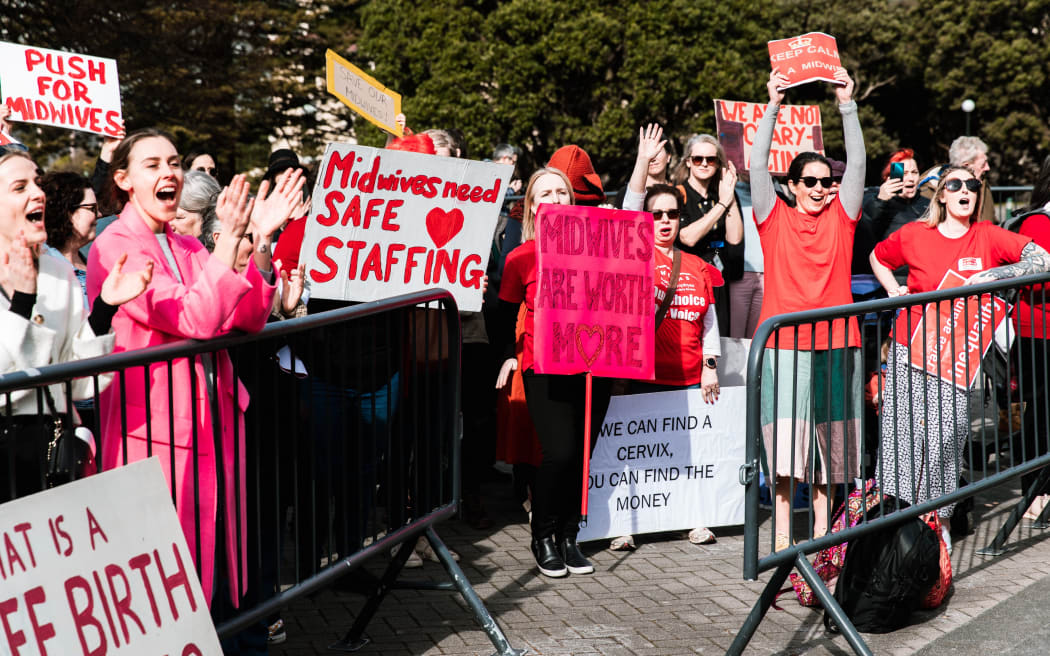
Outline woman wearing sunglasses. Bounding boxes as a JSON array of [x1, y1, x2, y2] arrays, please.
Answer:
[[870, 166, 1050, 550], [670, 135, 743, 335], [752, 67, 864, 552], [610, 124, 725, 551]]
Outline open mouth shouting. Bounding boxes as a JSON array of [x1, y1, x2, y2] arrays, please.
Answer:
[[156, 183, 178, 204]]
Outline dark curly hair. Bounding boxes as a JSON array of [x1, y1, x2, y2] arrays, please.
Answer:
[[39, 171, 92, 251]]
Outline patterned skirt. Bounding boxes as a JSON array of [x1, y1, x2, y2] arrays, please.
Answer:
[[876, 342, 971, 518]]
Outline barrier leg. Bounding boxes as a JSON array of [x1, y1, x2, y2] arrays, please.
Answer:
[[329, 530, 420, 652], [725, 559, 794, 656], [423, 526, 527, 656], [978, 465, 1050, 556], [795, 553, 874, 656]]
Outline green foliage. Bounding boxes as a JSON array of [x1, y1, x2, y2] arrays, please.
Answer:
[[5, 0, 1050, 187]]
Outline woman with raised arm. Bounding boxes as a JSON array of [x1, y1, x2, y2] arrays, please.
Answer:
[[870, 165, 1050, 550], [0, 150, 151, 502], [752, 68, 865, 551], [86, 129, 278, 608]]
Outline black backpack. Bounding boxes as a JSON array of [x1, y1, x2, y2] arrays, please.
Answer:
[[825, 496, 941, 634]]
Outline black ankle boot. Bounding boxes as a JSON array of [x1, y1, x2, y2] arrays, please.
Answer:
[[559, 536, 594, 574], [531, 536, 568, 577]]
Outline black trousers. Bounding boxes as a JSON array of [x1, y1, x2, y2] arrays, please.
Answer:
[[521, 370, 611, 541], [1018, 337, 1050, 496]]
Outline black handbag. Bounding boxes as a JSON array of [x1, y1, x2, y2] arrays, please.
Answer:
[[42, 387, 97, 488]]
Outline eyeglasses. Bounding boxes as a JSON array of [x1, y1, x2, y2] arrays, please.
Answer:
[[798, 176, 834, 189], [77, 203, 100, 217], [194, 166, 217, 177], [651, 209, 681, 220], [944, 177, 981, 193], [690, 155, 719, 166]]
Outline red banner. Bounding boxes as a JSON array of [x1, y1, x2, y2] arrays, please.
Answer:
[[767, 32, 842, 89], [910, 270, 1010, 389]]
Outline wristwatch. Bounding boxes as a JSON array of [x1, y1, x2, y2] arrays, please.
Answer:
[[704, 357, 718, 369]]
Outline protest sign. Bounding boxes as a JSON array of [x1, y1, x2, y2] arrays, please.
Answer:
[[577, 386, 746, 542], [533, 204, 655, 379], [0, 41, 123, 137], [302, 143, 511, 311], [767, 32, 843, 89], [715, 99, 823, 175], [0, 458, 221, 655], [326, 49, 403, 137], [910, 270, 1012, 389]]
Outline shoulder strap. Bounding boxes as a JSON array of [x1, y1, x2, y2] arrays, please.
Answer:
[[655, 249, 682, 329]]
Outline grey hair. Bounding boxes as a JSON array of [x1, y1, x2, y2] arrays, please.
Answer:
[[948, 136, 988, 167], [180, 169, 220, 215], [198, 204, 221, 253], [492, 143, 520, 160], [424, 129, 453, 155], [671, 134, 726, 186]]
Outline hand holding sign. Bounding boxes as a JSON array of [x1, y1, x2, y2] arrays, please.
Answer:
[[834, 67, 855, 104], [767, 69, 788, 105]]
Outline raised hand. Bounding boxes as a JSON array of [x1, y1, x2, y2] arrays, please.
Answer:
[[877, 177, 905, 201], [637, 123, 667, 165], [215, 174, 254, 240], [1, 232, 38, 296], [100, 121, 126, 162], [833, 67, 855, 104], [100, 253, 153, 305], [280, 263, 306, 315], [251, 168, 305, 242], [768, 69, 788, 105], [0, 105, 11, 135], [719, 160, 738, 199]]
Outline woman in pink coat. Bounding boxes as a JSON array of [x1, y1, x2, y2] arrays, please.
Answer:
[[86, 129, 277, 608]]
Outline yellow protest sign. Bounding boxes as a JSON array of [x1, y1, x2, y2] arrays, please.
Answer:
[[326, 49, 403, 137]]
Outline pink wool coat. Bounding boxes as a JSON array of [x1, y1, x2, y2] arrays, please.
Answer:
[[86, 204, 275, 607]]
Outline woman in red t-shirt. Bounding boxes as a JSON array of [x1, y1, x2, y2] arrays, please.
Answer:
[[751, 68, 865, 552], [495, 167, 613, 579], [612, 125, 725, 550], [871, 165, 1050, 546]]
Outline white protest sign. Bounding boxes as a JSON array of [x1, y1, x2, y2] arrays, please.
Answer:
[[326, 49, 402, 137], [302, 143, 512, 311], [578, 387, 745, 542], [0, 459, 221, 655], [0, 41, 123, 137]]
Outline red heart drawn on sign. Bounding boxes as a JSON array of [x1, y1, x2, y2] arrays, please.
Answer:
[[575, 324, 604, 369], [426, 207, 465, 249]]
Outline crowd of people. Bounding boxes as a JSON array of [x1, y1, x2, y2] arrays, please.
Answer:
[[3, 58, 1050, 652]]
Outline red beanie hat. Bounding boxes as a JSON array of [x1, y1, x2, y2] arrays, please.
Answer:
[[548, 145, 604, 204]]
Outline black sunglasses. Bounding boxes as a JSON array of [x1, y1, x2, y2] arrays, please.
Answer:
[[944, 177, 981, 193], [651, 209, 681, 220], [798, 176, 834, 189], [690, 155, 719, 166]]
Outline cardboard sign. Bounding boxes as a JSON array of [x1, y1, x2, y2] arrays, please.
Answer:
[[326, 49, 403, 137], [715, 99, 823, 175], [578, 387, 746, 542], [0, 41, 123, 136], [302, 143, 511, 311], [910, 270, 1011, 389], [533, 204, 655, 379], [767, 32, 843, 89], [0, 459, 221, 655]]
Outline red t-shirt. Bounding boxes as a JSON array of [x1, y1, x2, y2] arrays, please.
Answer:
[[653, 250, 721, 386], [874, 220, 1031, 344], [272, 215, 307, 278], [756, 196, 860, 350], [1015, 213, 1050, 339], [499, 240, 538, 371]]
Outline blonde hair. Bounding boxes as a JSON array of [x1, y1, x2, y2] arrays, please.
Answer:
[[0, 150, 34, 170], [521, 167, 574, 242], [922, 165, 983, 227], [671, 134, 726, 186]]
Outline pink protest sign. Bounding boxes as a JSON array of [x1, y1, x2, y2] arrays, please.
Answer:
[[767, 32, 842, 89], [533, 204, 655, 379]]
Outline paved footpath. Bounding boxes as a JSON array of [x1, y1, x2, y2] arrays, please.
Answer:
[[272, 476, 1050, 655]]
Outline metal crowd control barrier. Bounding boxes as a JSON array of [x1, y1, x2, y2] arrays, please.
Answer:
[[729, 272, 1050, 656], [0, 289, 524, 656]]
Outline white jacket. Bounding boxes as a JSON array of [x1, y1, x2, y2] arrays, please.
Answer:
[[0, 250, 114, 415]]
